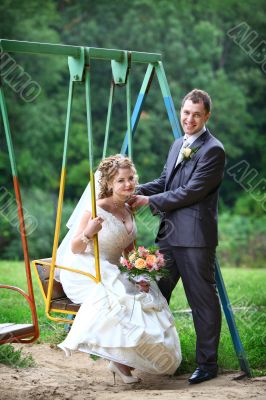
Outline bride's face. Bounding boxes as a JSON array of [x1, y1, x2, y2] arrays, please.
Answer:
[[111, 168, 136, 198]]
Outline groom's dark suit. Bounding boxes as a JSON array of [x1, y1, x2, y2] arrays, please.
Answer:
[[138, 129, 225, 373]]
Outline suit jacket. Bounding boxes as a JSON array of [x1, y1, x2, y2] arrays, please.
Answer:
[[138, 129, 225, 247]]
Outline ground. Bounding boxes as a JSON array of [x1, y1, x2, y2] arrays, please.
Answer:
[[0, 344, 265, 400]]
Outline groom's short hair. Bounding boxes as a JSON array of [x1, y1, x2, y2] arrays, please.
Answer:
[[181, 89, 212, 113]]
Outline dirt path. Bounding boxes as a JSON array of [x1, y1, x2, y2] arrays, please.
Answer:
[[0, 344, 265, 400]]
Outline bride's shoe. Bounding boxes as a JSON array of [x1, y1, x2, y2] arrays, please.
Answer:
[[108, 361, 140, 384]]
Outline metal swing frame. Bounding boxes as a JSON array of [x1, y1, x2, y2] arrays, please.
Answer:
[[0, 71, 39, 345], [0, 39, 251, 376]]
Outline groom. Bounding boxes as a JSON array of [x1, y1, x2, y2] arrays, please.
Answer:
[[131, 89, 225, 384]]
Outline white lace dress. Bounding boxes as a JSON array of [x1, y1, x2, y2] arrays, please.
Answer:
[[58, 207, 182, 375]]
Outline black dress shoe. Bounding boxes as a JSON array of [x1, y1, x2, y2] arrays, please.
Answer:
[[188, 367, 217, 384]]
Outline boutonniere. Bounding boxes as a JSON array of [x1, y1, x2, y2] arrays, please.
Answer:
[[182, 146, 200, 161]]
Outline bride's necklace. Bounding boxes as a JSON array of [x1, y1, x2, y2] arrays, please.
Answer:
[[113, 199, 127, 224]]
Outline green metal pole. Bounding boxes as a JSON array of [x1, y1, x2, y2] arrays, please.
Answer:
[[0, 39, 81, 58], [0, 39, 162, 64], [85, 67, 94, 181], [85, 66, 101, 283], [62, 78, 74, 167], [47, 77, 74, 315], [126, 55, 132, 159], [0, 89, 17, 177], [102, 80, 115, 159], [0, 81, 39, 336]]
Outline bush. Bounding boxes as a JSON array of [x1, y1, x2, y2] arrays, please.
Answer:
[[217, 212, 266, 268], [0, 187, 74, 260], [1, 186, 265, 269]]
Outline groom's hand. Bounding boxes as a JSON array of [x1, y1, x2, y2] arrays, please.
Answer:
[[128, 195, 149, 209], [137, 280, 150, 293]]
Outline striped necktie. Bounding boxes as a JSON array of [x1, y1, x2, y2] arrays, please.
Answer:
[[175, 135, 189, 166]]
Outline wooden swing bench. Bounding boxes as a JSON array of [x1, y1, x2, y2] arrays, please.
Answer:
[[0, 323, 35, 343], [33, 259, 80, 314], [0, 284, 39, 344]]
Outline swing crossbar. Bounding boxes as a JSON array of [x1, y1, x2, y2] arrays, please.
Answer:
[[0, 39, 161, 63]]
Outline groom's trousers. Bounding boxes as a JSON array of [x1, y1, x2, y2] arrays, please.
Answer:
[[158, 243, 221, 373]]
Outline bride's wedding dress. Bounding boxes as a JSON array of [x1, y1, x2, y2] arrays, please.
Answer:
[[58, 206, 182, 375]]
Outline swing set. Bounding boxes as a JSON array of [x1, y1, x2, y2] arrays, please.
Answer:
[[0, 39, 251, 377]]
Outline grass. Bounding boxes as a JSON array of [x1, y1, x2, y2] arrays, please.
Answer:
[[0, 344, 35, 368], [0, 261, 265, 375], [170, 268, 266, 377]]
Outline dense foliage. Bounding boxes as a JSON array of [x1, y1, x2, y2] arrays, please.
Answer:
[[0, 0, 265, 265]]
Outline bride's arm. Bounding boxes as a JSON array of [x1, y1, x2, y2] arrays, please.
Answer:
[[71, 211, 104, 254], [122, 241, 135, 258]]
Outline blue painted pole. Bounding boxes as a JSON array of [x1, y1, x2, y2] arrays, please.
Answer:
[[215, 259, 251, 376], [155, 62, 182, 139]]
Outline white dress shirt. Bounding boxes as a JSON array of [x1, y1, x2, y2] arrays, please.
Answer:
[[175, 125, 206, 167]]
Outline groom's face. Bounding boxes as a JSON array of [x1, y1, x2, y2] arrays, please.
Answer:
[[180, 99, 210, 136]]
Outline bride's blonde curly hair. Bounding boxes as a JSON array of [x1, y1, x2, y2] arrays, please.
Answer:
[[97, 154, 138, 199]]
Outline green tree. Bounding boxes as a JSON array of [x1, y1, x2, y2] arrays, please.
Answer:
[[1, 0, 265, 260]]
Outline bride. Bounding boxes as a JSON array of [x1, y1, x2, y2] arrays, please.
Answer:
[[57, 154, 182, 383]]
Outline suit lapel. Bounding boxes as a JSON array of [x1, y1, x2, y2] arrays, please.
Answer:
[[166, 130, 210, 188], [170, 139, 183, 172], [187, 129, 209, 151], [166, 139, 183, 185]]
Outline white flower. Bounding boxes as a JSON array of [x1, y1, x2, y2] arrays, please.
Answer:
[[182, 148, 192, 158], [182, 146, 200, 161]]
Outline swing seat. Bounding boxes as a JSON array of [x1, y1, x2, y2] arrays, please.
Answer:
[[33, 259, 80, 313], [0, 323, 35, 343]]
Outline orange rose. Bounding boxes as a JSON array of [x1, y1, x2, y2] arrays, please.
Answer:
[[146, 254, 157, 266], [135, 258, 147, 269]]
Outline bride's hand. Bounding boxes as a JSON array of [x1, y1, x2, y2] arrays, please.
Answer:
[[84, 216, 104, 238]]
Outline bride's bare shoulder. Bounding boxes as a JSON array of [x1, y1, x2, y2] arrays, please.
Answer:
[[97, 198, 111, 212], [97, 198, 107, 206]]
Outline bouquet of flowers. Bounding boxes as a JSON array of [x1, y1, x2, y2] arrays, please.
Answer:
[[119, 246, 168, 283]]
